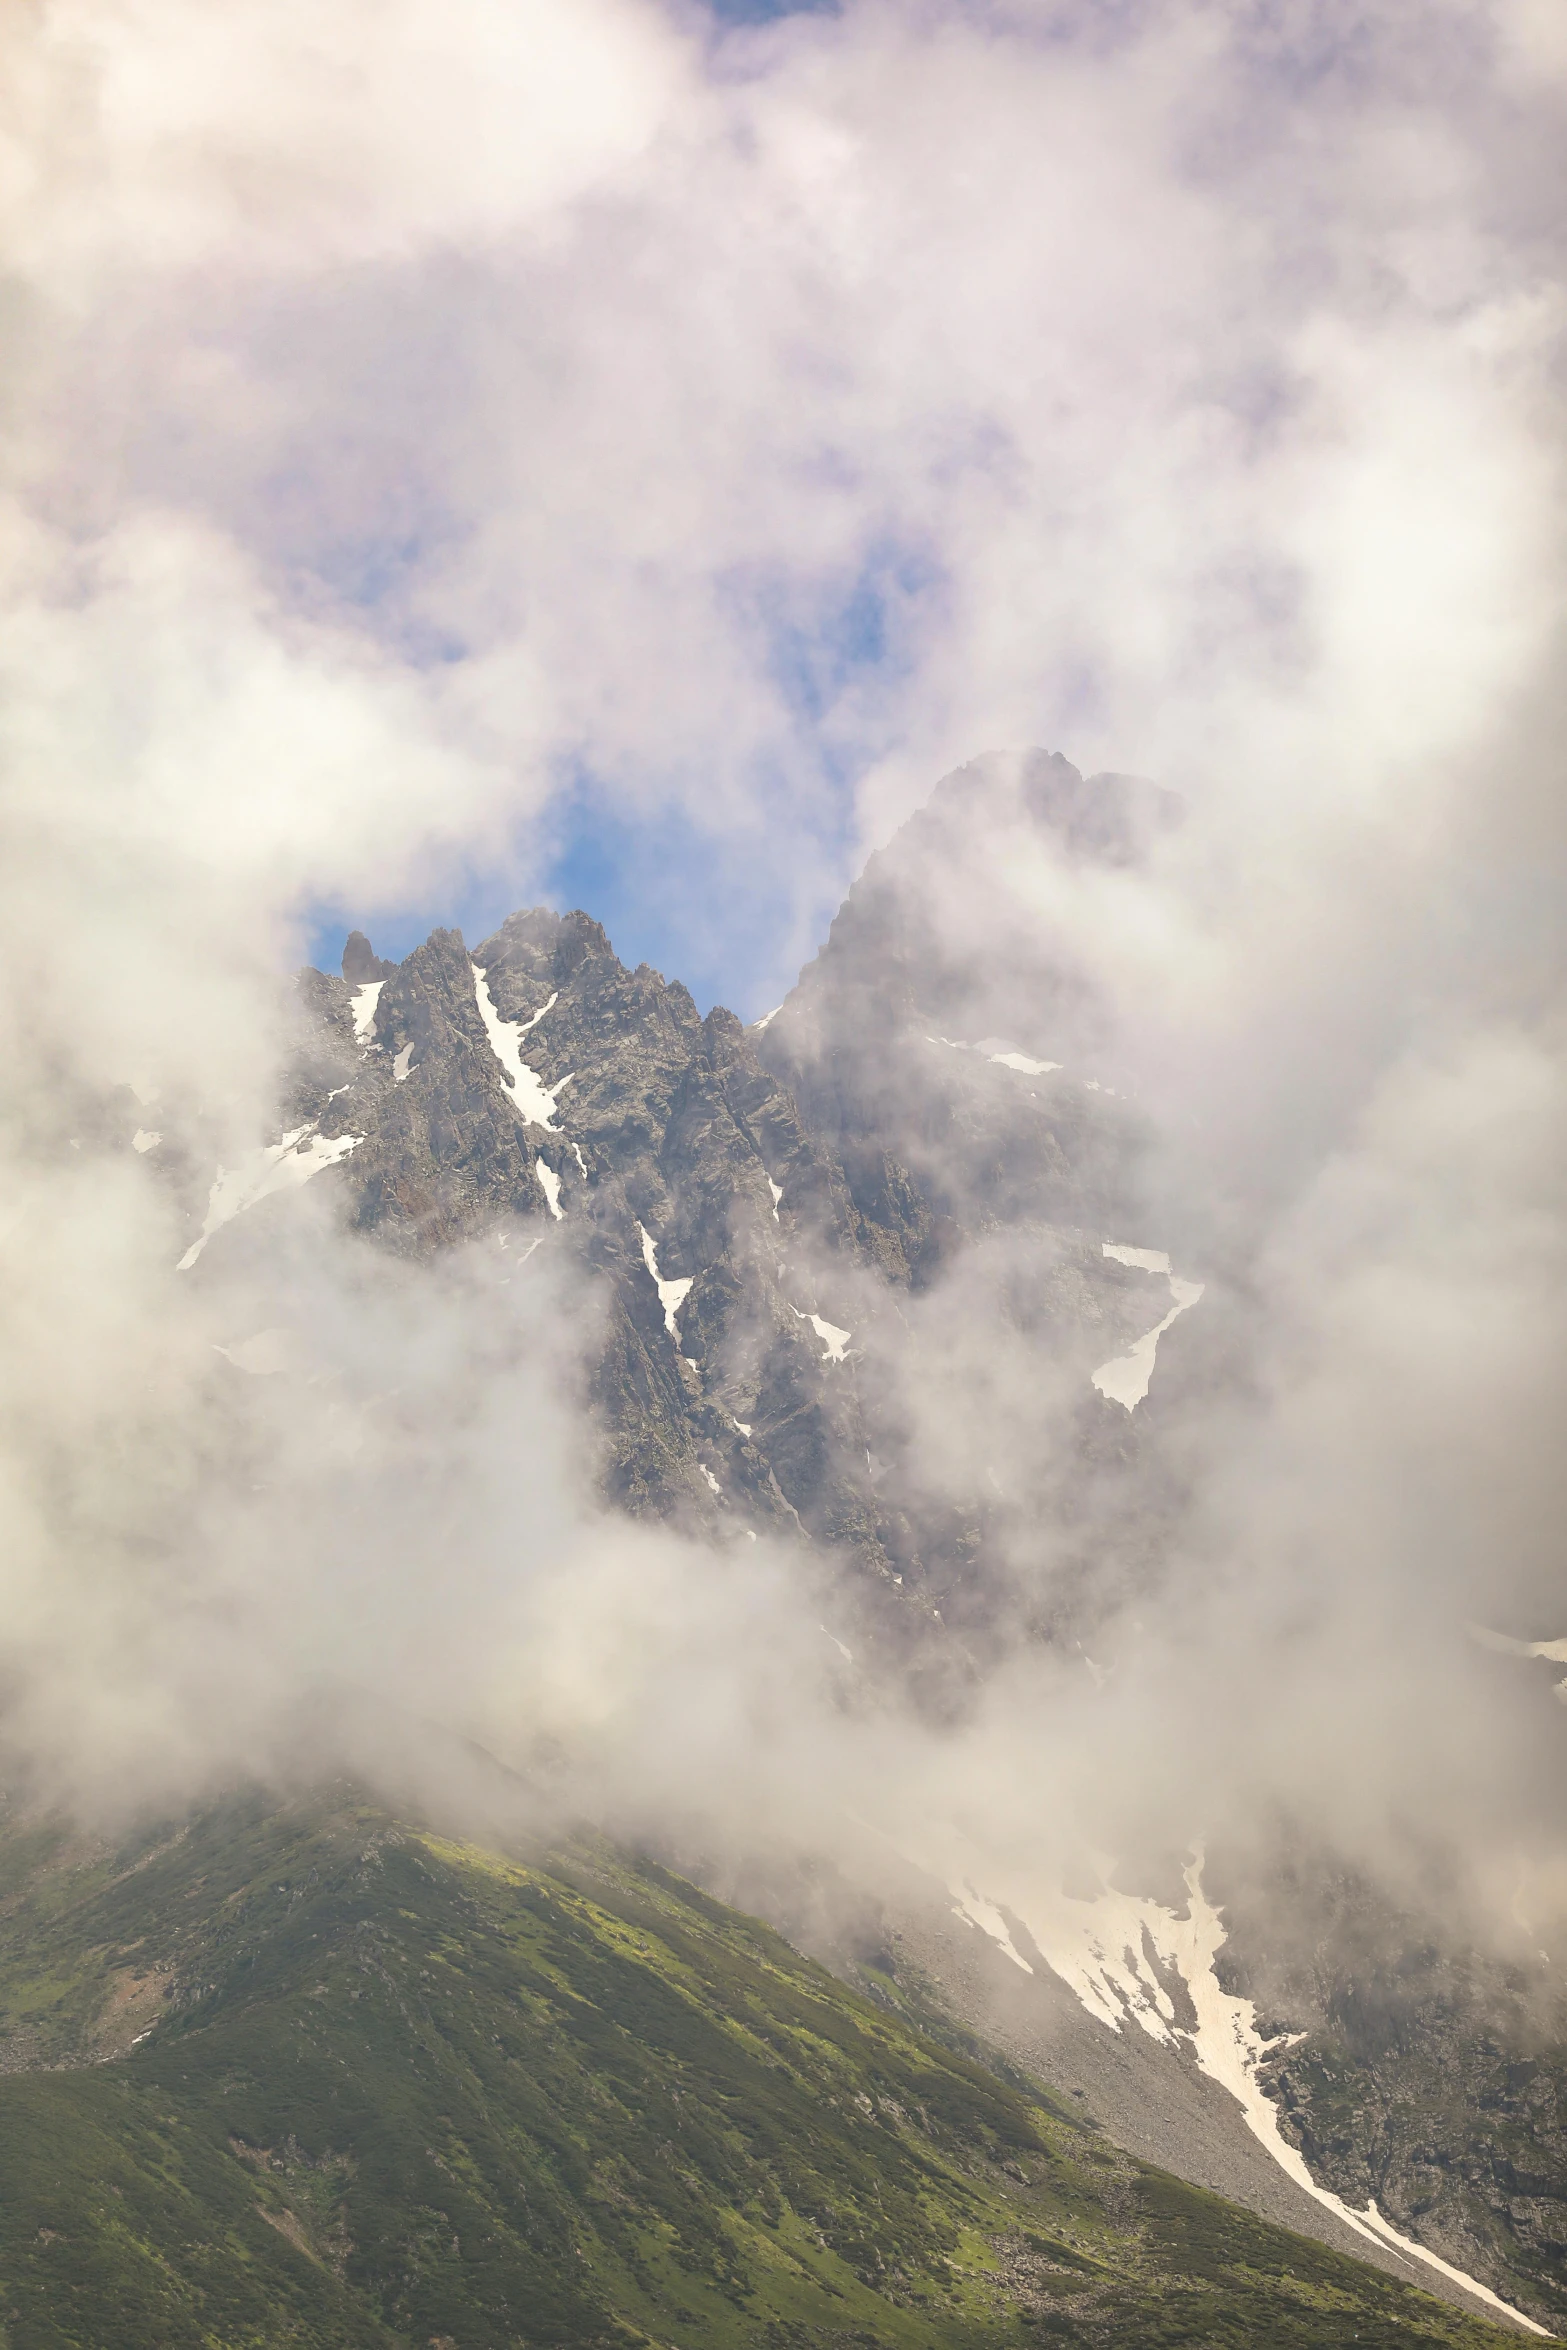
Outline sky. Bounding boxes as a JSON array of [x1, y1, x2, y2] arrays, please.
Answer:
[[1, 0, 1566, 1940]]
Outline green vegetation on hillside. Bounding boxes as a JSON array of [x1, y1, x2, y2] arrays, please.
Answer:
[[0, 1787, 1526, 2348]]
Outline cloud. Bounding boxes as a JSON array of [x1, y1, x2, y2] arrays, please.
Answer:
[[1, 0, 683, 281], [0, 0, 1563, 1955], [7, 0, 1562, 995]]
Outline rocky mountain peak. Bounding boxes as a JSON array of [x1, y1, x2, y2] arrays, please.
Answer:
[[923, 745, 1182, 863], [340, 927, 397, 983]]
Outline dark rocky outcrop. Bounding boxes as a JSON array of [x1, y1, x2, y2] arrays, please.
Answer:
[[340, 929, 397, 983]]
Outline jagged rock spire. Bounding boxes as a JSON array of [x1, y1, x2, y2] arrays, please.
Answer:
[[342, 930, 396, 984]]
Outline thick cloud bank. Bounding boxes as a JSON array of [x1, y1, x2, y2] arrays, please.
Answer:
[[1, 1, 1565, 1937]]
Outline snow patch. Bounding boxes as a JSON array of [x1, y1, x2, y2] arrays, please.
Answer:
[[178, 1127, 361, 1270], [698, 1462, 723, 1496], [570, 1142, 589, 1179], [392, 1043, 415, 1082], [949, 1882, 1034, 1973], [350, 980, 384, 1043], [536, 1160, 564, 1221], [732, 1416, 753, 1438], [752, 1004, 783, 1032], [1356, 2204, 1550, 2332], [791, 1306, 852, 1363], [820, 1624, 854, 1662], [1091, 1242, 1203, 1410], [214, 1328, 292, 1376], [637, 1223, 693, 1340], [926, 1032, 1062, 1078], [131, 1129, 161, 1153], [1102, 1242, 1170, 1274], [975, 1036, 1062, 1076], [1472, 1623, 1567, 1703], [768, 1177, 782, 1221], [472, 967, 569, 1129]]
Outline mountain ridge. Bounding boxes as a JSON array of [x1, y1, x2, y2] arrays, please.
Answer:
[[89, 748, 1567, 2336]]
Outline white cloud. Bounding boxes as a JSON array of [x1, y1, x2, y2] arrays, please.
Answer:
[[0, 0, 1564, 1925], [1, 0, 684, 280]]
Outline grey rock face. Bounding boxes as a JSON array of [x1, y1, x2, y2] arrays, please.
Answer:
[[756, 748, 1174, 1239], [1214, 1848, 1567, 2333], [341, 929, 397, 984], [753, 749, 1202, 1651], [272, 905, 903, 1577]]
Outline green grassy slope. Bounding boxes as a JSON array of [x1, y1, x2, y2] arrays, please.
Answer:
[[0, 1788, 1528, 2349]]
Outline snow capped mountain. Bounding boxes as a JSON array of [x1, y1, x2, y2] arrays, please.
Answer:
[[147, 750, 1567, 2338]]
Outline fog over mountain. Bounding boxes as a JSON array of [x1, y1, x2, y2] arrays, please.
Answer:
[[2, 0, 1566, 2335], [3, 730, 1563, 1903]]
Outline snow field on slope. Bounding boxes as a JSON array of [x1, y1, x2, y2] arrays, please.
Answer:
[[535, 1160, 564, 1220], [1471, 1623, 1567, 1703], [926, 1033, 1062, 1077], [791, 1305, 852, 1362], [471, 968, 571, 1128], [178, 1127, 362, 1270], [637, 1223, 693, 1339], [351, 980, 384, 1043], [213, 1328, 292, 1375], [1091, 1241, 1204, 1410], [945, 1855, 1548, 2334]]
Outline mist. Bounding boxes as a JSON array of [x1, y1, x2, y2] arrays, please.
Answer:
[[2, 0, 1565, 1975]]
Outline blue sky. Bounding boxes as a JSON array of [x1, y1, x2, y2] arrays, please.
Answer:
[[304, 538, 937, 1016], [708, 0, 837, 17], [305, 786, 854, 1020]]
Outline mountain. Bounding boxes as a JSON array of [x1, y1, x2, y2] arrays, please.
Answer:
[[89, 748, 1567, 2338], [0, 1780, 1527, 2350], [262, 750, 1190, 1655], [753, 749, 1173, 1238]]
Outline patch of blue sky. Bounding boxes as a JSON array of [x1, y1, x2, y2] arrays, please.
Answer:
[[707, 0, 839, 21], [738, 534, 943, 726], [542, 783, 850, 1019], [293, 503, 470, 669], [302, 853, 548, 998], [305, 536, 941, 1015], [303, 779, 851, 1022]]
